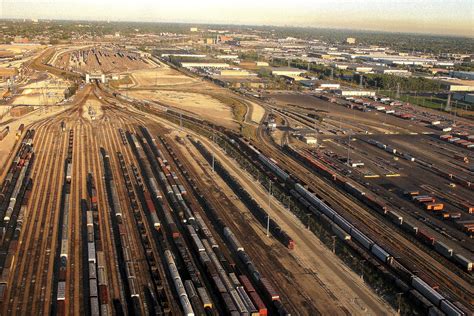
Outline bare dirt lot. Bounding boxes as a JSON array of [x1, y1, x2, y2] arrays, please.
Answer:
[[127, 89, 238, 129], [12, 78, 69, 106], [82, 96, 103, 121], [130, 66, 197, 87]]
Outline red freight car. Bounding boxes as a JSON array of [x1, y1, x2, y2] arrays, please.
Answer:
[[260, 278, 280, 301], [418, 229, 435, 245]]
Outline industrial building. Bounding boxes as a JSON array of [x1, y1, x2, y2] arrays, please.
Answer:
[[218, 69, 252, 76], [336, 89, 376, 97], [450, 71, 474, 80], [303, 136, 318, 145], [346, 37, 356, 44], [348, 65, 373, 73], [375, 68, 412, 77], [318, 83, 341, 90], [271, 67, 307, 77], [439, 79, 474, 92], [181, 62, 230, 69]]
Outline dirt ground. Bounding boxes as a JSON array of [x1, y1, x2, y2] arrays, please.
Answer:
[[12, 78, 68, 106], [127, 89, 238, 129], [130, 67, 197, 87], [0, 44, 44, 55], [82, 97, 103, 121], [248, 100, 265, 123]]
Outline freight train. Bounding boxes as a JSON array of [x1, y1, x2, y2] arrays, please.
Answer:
[[191, 138, 295, 250], [0, 130, 35, 305], [137, 128, 292, 315], [284, 145, 473, 273], [236, 139, 465, 316]]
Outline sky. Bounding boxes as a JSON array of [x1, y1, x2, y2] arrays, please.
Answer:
[[1, 0, 473, 36]]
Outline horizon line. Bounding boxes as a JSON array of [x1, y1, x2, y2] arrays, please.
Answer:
[[1, 17, 473, 39]]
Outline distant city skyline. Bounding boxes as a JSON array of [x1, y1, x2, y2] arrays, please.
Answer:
[[1, 0, 473, 37]]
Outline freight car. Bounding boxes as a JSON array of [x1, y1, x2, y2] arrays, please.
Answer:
[[192, 139, 295, 249], [163, 250, 194, 316], [240, 139, 465, 313]]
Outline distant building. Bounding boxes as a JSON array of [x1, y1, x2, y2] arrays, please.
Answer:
[[190, 27, 198, 32], [161, 53, 207, 58], [348, 65, 373, 73], [346, 37, 356, 44], [218, 69, 251, 76], [439, 79, 474, 92], [13, 36, 29, 44], [450, 71, 474, 80], [318, 83, 341, 90], [206, 38, 215, 44], [181, 62, 230, 69], [375, 68, 412, 77], [271, 67, 306, 77], [303, 136, 318, 145], [218, 35, 233, 43], [333, 63, 349, 70], [336, 89, 376, 97], [256, 61, 269, 67], [453, 93, 474, 104], [216, 55, 239, 60]]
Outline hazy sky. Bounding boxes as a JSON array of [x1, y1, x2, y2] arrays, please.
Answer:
[[1, 0, 473, 36]]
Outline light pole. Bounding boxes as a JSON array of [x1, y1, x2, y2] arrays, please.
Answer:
[[359, 259, 366, 280], [267, 179, 272, 237], [396, 292, 403, 315], [332, 235, 336, 253]]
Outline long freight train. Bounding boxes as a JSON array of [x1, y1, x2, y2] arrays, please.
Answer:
[[239, 140, 465, 316]]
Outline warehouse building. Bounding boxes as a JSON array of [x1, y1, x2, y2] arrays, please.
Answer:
[[439, 79, 474, 92], [216, 55, 239, 60], [336, 89, 376, 97], [348, 65, 373, 73], [450, 71, 474, 80], [271, 67, 306, 77], [346, 37, 356, 44], [181, 62, 230, 69], [218, 69, 252, 76], [453, 93, 474, 104], [375, 68, 412, 77]]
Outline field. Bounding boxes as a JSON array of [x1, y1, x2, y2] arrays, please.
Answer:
[[127, 89, 238, 128]]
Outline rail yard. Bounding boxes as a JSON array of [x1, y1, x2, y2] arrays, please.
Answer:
[[0, 38, 472, 316]]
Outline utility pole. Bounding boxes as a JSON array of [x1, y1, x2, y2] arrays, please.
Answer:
[[267, 179, 272, 237], [453, 100, 458, 126], [212, 152, 215, 173], [359, 259, 366, 280], [346, 130, 351, 166], [396, 292, 403, 315], [396, 82, 400, 99]]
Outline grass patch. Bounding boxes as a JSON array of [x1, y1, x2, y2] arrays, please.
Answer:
[[241, 124, 257, 140], [212, 94, 248, 123]]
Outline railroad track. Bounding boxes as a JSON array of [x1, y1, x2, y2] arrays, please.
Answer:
[[5, 114, 67, 314], [257, 124, 473, 307], [164, 133, 332, 315]]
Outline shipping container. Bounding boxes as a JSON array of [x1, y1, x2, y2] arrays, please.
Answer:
[[434, 241, 453, 258], [260, 278, 279, 301], [57, 281, 66, 300]]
